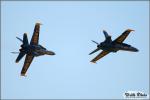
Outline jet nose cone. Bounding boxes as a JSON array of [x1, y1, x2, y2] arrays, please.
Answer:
[[46, 51, 55, 55], [132, 47, 139, 52], [52, 52, 55, 55], [135, 48, 139, 52]]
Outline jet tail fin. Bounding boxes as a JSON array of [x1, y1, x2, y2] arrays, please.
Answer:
[[103, 30, 110, 38], [89, 48, 100, 55], [16, 33, 29, 45], [23, 33, 29, 46], [15, 33, 29, 63], [103, 30, 112, 43]]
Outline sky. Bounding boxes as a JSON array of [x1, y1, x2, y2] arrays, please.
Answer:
[[1, 1, 149, 99]]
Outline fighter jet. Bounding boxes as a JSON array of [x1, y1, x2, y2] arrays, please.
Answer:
[[12, 23, 55, 76], [89, 29, 139, 63]]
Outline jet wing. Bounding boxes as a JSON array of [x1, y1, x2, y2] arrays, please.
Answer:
[[89, 48, 100, 55], [114, 29, 134, 43], [21, 54, 34, 76], [30, 23, 41, 45], [90, 50, 110, 63]]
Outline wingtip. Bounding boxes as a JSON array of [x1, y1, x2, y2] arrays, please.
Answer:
[[126, 29, 135, 32], [21, 74, 27, 77], [15, 61, 19, 63], [135, 48, 139, 52], [36, 22, 42, 25], [90, 61, 97, 64]]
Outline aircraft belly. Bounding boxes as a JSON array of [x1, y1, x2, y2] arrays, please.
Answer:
[[101, 44, 118, 52], [115, 44, 136, 51], [29, 45, 49, 56], [101, 47, 117, 52], [34, 50, 45, 56]]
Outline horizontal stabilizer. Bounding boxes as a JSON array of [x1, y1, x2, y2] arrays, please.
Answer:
[[89, 48, 100, 55], [11, 52, 19, 54], [16, 37, 23, 42], [15, 52, 25, 63], [91, 40, 99, 45]]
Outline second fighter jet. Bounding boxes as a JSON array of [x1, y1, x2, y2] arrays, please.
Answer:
[[89, 29, 139, 63]]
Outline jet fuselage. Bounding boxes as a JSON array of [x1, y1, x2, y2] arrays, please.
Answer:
[[13, 23, 56, 76], [89, 29, 139, 63], [98, 41, 138, 52], [19, 44, 55, 57]]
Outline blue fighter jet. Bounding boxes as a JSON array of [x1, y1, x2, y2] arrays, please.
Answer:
[[89, 29, 139, 63], [12, 23, 55, 76]]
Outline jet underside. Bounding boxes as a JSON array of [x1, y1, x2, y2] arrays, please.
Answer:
[[14, 23, 55, 76], [89, 29, 139, 63], [100, 42, 138, 52], [21, 45, 55, 56]]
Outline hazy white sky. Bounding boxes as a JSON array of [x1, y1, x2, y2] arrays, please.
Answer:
[[1, 1, 149, 99]]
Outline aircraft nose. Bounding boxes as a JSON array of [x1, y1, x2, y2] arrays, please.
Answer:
[[135, 48, 139, 52], [51, 52, 55, 55], [132, 47, 139, 52], [46, 51, 55, 55]]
